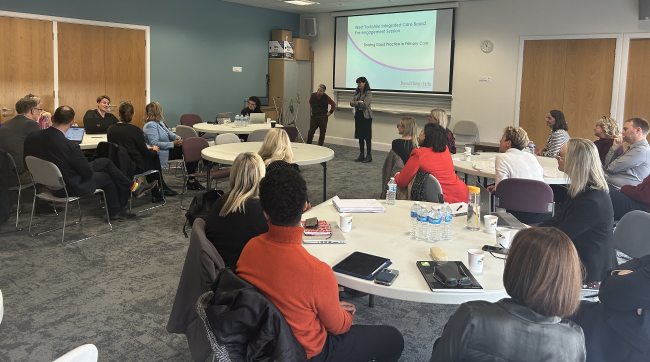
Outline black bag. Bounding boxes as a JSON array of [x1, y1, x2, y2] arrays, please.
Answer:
[[183, 189, 224, 237], [410, 171, 428, 201]]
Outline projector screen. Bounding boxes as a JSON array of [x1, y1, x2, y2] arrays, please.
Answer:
[[334, 8, 455, 94]]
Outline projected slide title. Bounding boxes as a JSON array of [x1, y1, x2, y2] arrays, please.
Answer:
[[353, 21, 428, 36], [345, 11, 437, 91]]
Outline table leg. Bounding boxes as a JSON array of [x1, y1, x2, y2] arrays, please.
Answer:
[[368, 294, 375, 308], [321, 162, 327, 202], [206, 162, 213, 190], [464, 173, 468, 184], [483, 177, 488, 188]]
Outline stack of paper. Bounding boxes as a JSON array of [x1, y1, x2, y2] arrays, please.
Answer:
[[332, 196, 385, 213]]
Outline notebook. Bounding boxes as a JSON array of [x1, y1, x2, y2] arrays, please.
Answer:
[[332, 196, 385, 213], [302, 221, 346, 244], [64, 127, 85, 144], [302, 220, 333, 236], [332, 252, 391, 280], [416, 261, 483, 292]]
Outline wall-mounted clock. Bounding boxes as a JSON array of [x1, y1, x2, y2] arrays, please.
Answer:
[[481, 40, 494, 53]]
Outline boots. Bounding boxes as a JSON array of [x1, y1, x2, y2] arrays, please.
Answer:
[[354, 152, 365, 162], [362, 153, 372, 163]]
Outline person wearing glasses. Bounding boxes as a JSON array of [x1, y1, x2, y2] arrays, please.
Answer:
[[351, 76, 373, 163], [604, 117, 650, 189], [535, 110, 570, 157], [240, 96, 263, 117], [428, 108, 455, 154], [0, 96, 45, 187], [540, 139, 616, 283], [593, 116, 623, 165], [429, 227, 585, 361], [570, 254, 650, 362], [84, 95, 119, 125]]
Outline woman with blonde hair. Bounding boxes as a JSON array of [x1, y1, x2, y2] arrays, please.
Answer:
[[258, 128, 299, 172], [142, 102, 203, 190], [429, 227, 585, 361], [594, 116, 623, 164], [392, 116, 419, 164], [428, 108, 455, 154], [540, 138, 616, 282], [205, 152, 268, 269]]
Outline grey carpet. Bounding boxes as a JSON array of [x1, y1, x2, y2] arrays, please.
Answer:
[[0, 144, 483, 362]]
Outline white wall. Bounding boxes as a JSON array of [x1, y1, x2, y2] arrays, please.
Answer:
[[300, 0, 644, 150]]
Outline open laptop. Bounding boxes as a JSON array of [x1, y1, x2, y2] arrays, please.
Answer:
[[476, 181, 527, 229], [214, 112, 232, 124], [249, 113, 266, 124], [83, 117, 113, 134], [64, 127, 85, 144]]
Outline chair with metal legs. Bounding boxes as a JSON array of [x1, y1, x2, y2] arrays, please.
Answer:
[[25, 156, 112, 246], [5, 152, 35, 231], [180, 137, 230, 210], [128, 169, 166, 213]]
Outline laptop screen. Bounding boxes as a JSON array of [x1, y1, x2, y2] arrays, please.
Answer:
[[65, 127, 85, 142]]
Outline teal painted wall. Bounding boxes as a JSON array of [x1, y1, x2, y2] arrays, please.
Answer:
[[1, 0, 299, 126]]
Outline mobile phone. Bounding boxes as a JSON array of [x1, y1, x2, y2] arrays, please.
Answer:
[[482, 245, 509, 255], [374, 268, 399, 286], [305, 217, 319, 229]]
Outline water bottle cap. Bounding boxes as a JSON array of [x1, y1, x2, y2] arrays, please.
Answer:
[[414, 201, 420, 204], [467, 186, 480, 193]]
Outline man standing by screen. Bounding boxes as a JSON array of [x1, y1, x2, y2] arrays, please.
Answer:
[[307, 84, 336, 146]]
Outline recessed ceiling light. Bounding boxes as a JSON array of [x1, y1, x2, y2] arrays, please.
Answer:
[[284, 0, 319, 5]]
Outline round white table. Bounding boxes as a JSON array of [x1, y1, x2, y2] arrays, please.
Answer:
[[202, 142, 335, 201], [453, 152, 567, 185], [302, 200, 509, 304], [79, 134, 107, 150], [193, 122, 277, 135]]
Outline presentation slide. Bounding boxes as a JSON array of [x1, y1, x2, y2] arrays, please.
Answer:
[[334, 9, 454, 94]]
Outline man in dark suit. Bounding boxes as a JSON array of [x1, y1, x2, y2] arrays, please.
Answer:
[[24, 106, 155, 221], [0, 96, 42, 187]]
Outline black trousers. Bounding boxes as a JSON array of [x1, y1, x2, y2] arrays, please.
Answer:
[[609, 185, 645, 220], [90, 158, 133, 216], [308, 325, 404, 362], [308, 114, 329, 146]]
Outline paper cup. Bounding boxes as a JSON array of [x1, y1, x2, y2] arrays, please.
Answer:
[[484, 215, 498, 234], [496, 227, 511, 249], [340, 213, 353, 232], [464, 153, 471, 161], [266, 118, 272, 123], [467, 249, 485, 273], [465, 146, 472, 154]]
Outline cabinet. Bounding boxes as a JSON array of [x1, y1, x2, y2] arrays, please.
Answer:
[[268, 59, 313, 137]]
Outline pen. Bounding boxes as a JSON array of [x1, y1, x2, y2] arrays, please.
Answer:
[[91, 136, 102, 138], [456, 205, 462, 211]]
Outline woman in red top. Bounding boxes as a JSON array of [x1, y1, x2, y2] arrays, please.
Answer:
[[395, 123, 469, 203]]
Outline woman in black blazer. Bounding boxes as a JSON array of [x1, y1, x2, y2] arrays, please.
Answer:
[[540, 138, 616, 282], [570, 254, 650, 362], [350, 77, 373, 163]]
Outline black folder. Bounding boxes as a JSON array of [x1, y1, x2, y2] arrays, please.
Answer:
[[332, 252, 391, 280]]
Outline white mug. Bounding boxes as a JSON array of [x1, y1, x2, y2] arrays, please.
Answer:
[[484, 215, 498, 234], [467, 249, 485, 273], [340, 213, 353, 232], [496, 227, 511, 249]]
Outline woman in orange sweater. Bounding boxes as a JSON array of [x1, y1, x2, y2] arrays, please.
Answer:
[[395, 123, 469, 203]]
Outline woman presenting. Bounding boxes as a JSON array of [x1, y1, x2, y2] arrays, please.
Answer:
[[351, 77, 373, 163]]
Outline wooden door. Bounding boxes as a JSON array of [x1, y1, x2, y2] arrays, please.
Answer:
[[104, 27, 146, 128], [519, 40, 567, 149], [0, 16, 54, 123], [624, 38, 650, 125], [58, 23, 106, 126], [520, 39, 616, 148], [563, 38, 616, 141]]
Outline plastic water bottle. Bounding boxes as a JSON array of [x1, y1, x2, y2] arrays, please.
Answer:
[[410, 201, 420, 237], [416, 206, 429, 240], [528, 141, 536, 155], [244, 114, 250, 127], [428, 207, 442, 242], [442, 203, 453, 240], [235, 114, 241, 127], [386, 178, 397, 205]]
